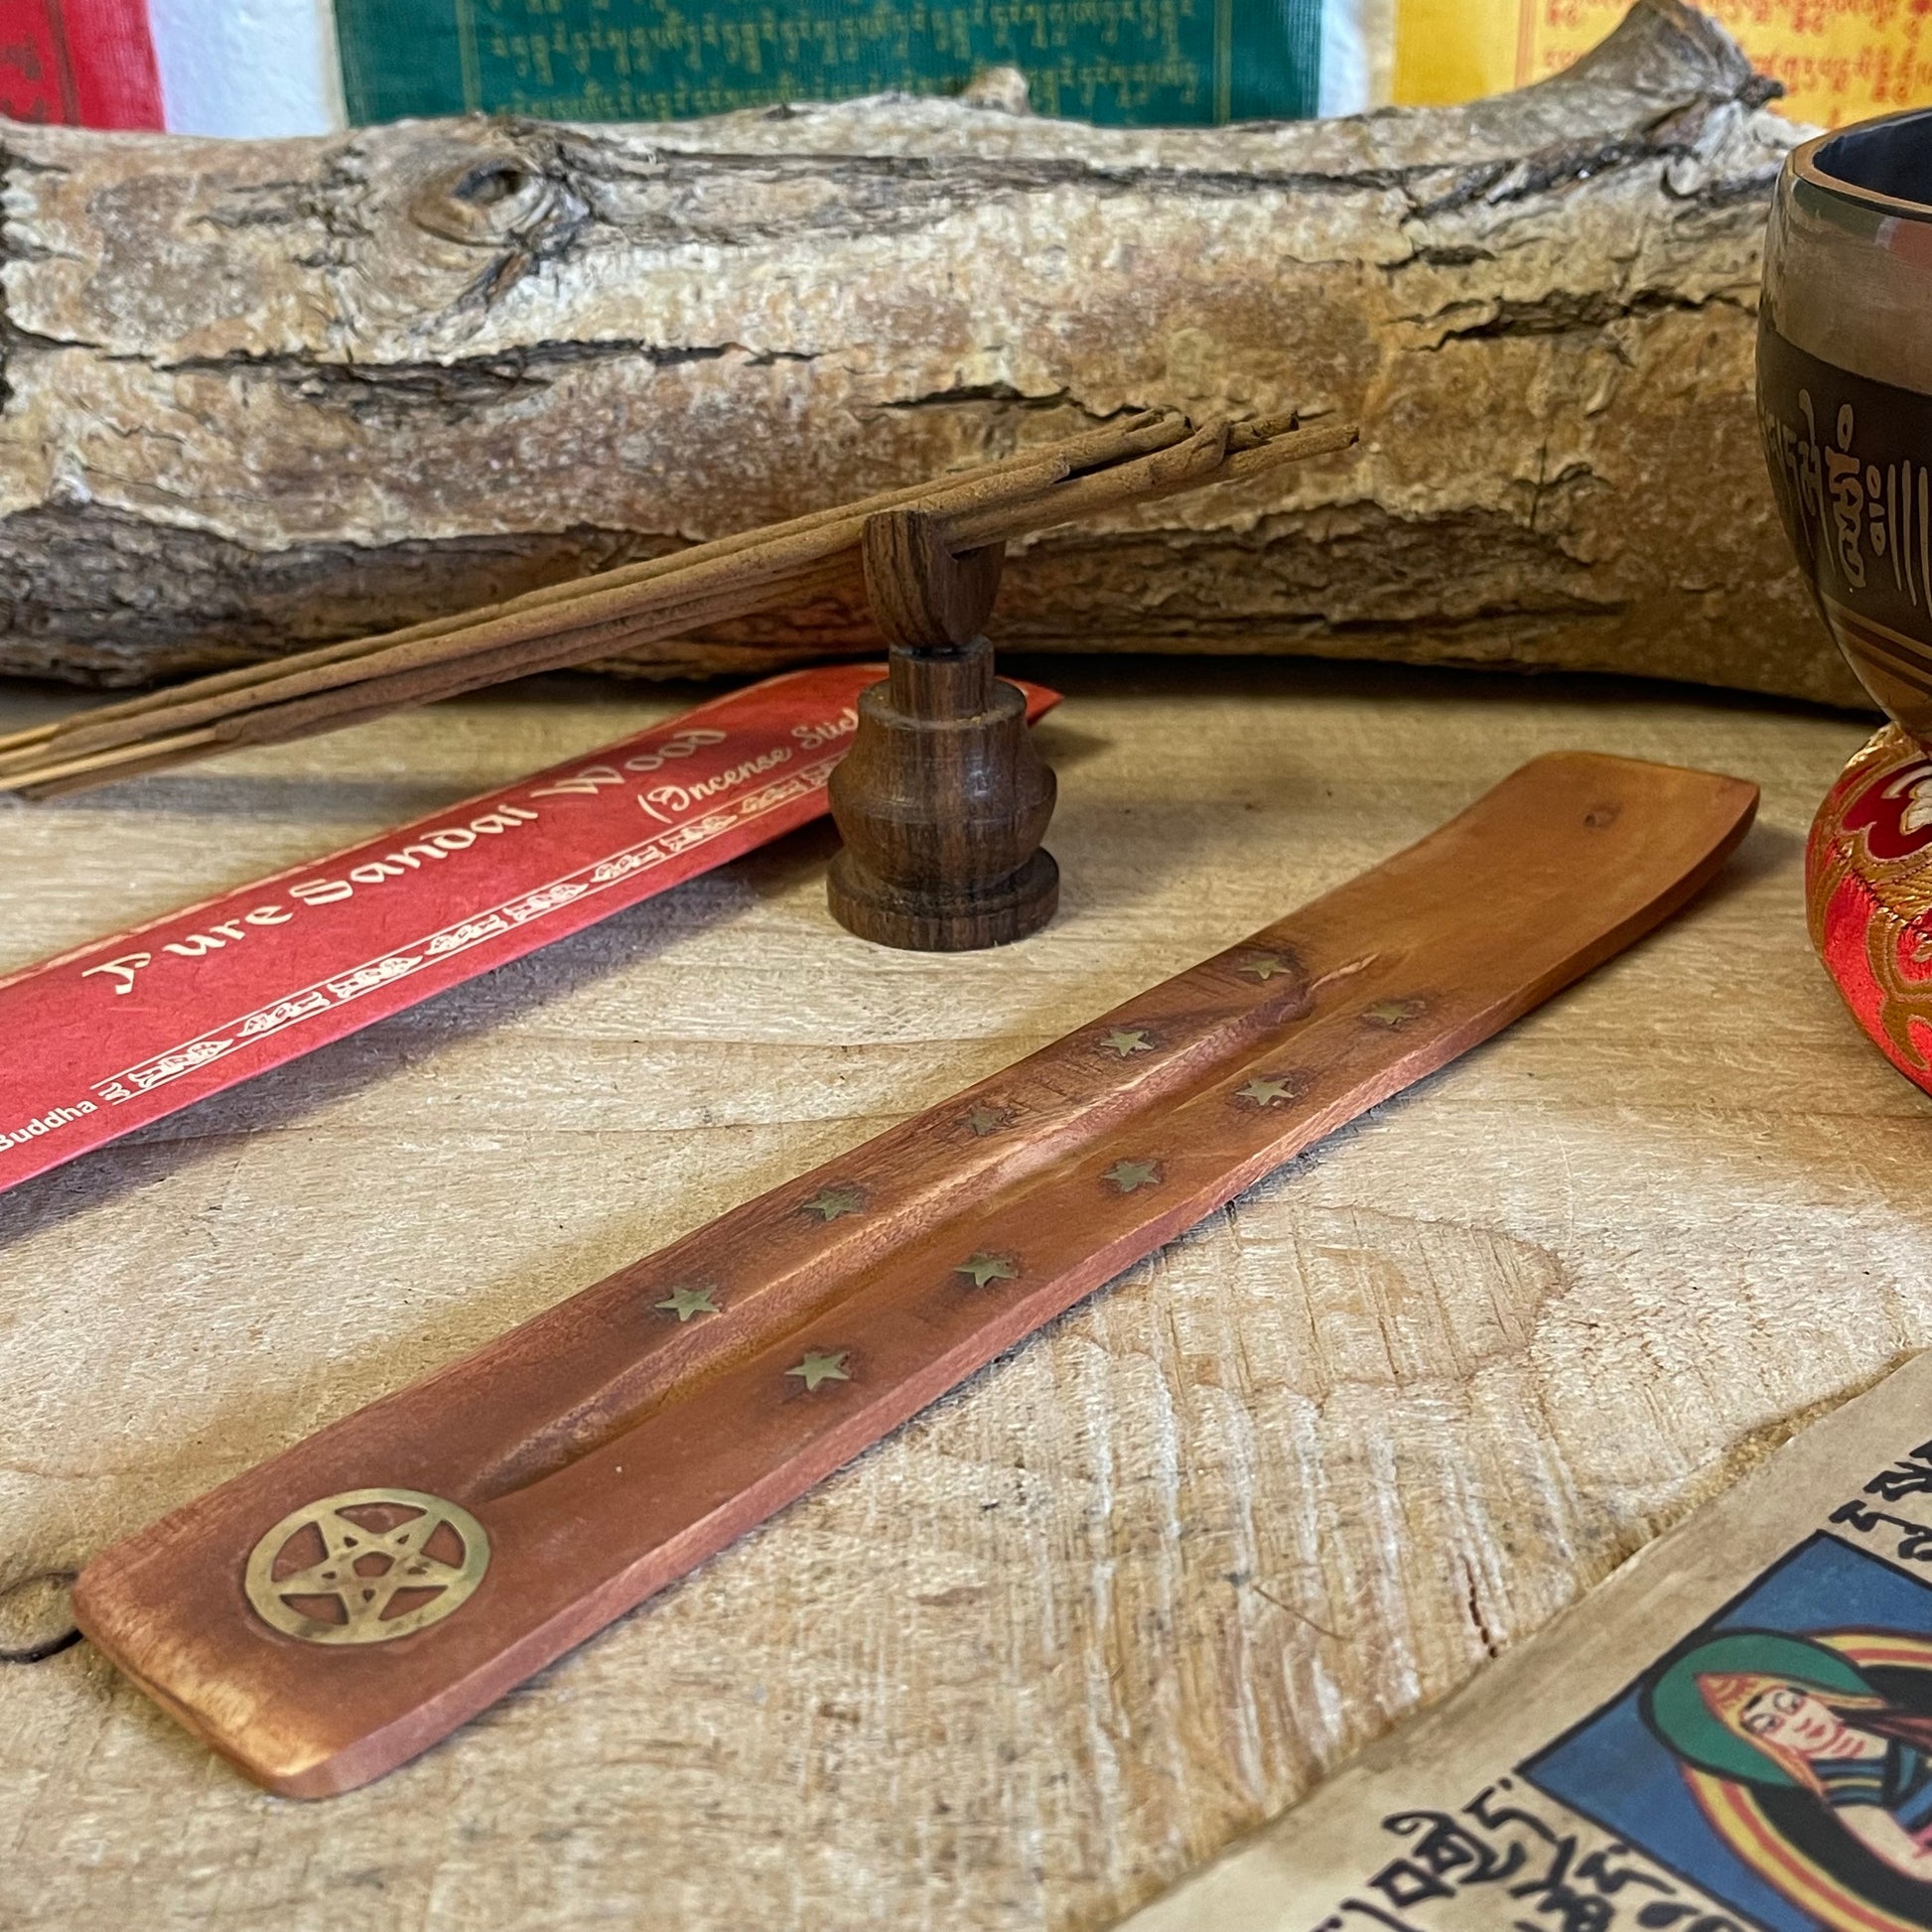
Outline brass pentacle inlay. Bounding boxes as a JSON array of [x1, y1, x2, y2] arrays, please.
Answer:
[[243, 1488, 488, 1646], [960, 1104, 1014, 1138], [1104, 1159, 1162, 1194], [1235, 1074, 1300, 1108], [955, 1253, 1019, 1288], [1101, 1028, 1154, 1058], [786, 1350, 851, 1392], [655, 1286, 719, 1322], [800, 1184, 866, 1223]]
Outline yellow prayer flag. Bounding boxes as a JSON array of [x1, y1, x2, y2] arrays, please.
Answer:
[[1394, 0, 1932, 128]]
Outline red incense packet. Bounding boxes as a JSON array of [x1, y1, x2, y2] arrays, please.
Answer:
[[0, 665, 1060, 1197]]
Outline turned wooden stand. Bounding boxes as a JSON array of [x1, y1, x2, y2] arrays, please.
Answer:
[[827, 508, 1058, 951]]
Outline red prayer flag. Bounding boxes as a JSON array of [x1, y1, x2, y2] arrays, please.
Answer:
[[0, 0, 162, 128]]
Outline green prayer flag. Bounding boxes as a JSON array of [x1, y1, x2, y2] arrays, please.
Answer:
[[336, 0, 1324, 128]]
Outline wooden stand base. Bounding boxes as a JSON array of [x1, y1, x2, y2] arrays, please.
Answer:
[[828, 511, 1057, 951], [828, 844, 1058, 953]]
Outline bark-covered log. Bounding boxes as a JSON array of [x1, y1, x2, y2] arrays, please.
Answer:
[[0, 0, 1859, 705]]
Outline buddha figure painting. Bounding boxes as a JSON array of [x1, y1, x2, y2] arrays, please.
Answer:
[[1526, 1536, 1932, 1932]]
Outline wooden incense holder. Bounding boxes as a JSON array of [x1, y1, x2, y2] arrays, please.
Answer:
[[72, 754, 1757, 1798], [828, 511, 1056, 949]]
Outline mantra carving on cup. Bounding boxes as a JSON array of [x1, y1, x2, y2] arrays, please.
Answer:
[[243, 1488, 489, 1645]]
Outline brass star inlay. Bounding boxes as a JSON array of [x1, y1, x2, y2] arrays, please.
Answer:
[[800, 1184, 866, 1223], [1235, 1075, 1299, 1108], [1238, 953, 1292, 981], [786, 1350, 851, 1392], [961, 1104, 1014, 1138], [1102, 1029, 1154, 1058], [1104, 1159, 1162, 1193], [1364, 998, 1427, 1030], [955, 1253, 1020, 1288], [655, 1285, 719, 1322]]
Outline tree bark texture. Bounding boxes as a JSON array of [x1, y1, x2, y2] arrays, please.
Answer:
[[0, 0, 1861, 705]]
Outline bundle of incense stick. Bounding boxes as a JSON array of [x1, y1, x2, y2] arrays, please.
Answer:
[[0, 410, 1354, 798]]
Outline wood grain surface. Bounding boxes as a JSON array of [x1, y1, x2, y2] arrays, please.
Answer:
[[0, 658, 1912, 1927]]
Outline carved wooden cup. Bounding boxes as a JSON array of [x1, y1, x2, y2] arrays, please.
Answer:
[[827, 508, 1057, 951]]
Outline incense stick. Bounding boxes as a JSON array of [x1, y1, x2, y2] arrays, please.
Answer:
[[0, 413, 1182, 767], [0, 413, 1356, 796]]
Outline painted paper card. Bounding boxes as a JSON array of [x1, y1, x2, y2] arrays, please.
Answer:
[[1122, 1350, 1932, 1932]]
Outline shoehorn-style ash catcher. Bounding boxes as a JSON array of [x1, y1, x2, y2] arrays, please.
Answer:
[[74, 753, 1757, 1797]]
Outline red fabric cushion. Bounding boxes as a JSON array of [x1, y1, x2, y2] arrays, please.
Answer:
[[1809, 724, 1932, 1091]]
